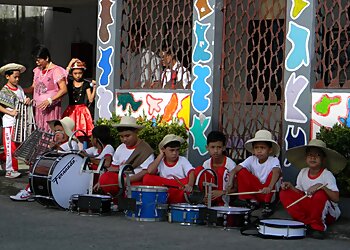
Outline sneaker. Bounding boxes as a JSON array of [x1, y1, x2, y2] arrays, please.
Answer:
[[10, 189, 34, 201], [5, 171, 22, 179], [308, 228, 326, 240]]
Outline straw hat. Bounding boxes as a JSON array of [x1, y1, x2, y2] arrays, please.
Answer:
[[244, 130, 280, 156], [70, 60, 86, 70], [113, 116, 143, 129], [286, 139, 347, 174], [159, 134, 184, 149], [0, 63, 26, 76], [47, 117, 75, 137]]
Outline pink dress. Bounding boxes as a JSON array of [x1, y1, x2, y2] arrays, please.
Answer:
[[33, 65, 67, 131]]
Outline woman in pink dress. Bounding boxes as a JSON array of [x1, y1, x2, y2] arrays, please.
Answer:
[[25, 45, 68, 131]]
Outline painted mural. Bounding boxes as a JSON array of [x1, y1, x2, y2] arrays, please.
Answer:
[[115, 91, 191, 129], [190, 0, 215, 156], [96, 0, 115, 119], [311, 91, 350, 138], [283, 0, 311, 168]]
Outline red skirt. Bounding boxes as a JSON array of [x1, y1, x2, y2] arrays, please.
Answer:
[[62, 104, 94, 137]]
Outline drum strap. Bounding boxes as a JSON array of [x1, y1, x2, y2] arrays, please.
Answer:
[[125, 140, 154, 169]]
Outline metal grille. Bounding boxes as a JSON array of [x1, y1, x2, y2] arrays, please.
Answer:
[[314, 0, 350, 88], [220, 0, 286, 161], [119, 0, 193, 89]]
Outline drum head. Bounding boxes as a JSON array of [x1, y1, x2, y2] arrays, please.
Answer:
[[131, 186, 168, 192], [171, 203, 207, 209], [210, 206, 251, 214], [51, 153, 91, 209]]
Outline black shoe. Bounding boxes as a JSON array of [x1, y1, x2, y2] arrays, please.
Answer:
[[261, 203, 274, 218], [247, 200, 260, 211], [308, 228, 326, 240]]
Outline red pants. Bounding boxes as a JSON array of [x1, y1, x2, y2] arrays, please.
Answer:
[[142, 174, 190, 204], [2, 127, 19, 172], [280, 189, 337, 231], [237, 168, 275, 203], [99, 171, 143, 196], [195, 166, 227, 206]]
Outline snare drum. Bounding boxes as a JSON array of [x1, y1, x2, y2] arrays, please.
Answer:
[[126, 186, 168, 221], [258, 219, 306, 239], [169, 203, 207, 225], [30, 151, 91, 209], [208, 206, 251, 228], [69, 194, 112, 215]]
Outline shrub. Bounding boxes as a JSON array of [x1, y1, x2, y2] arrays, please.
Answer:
[[95, 113, 188, 155], [317, 124, 350, 197]]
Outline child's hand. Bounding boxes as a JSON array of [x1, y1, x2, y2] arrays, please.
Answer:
[[9, 109, 18, 117], [281, 182, 293, 190], [307, 183, 324, 196], [93, 182, 100, 192], [183, 184, 193, 193], [24, 97, 31, 105], [261, 186, 272, 194], [211, 190, 224, 200]]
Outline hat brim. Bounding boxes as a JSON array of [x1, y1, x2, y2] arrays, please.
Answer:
[[113, 123, 144, 129], [47, 119, 74, 137], [286, 145, 347, 174], [244, 138, 280, 157], [159, 136, 184, 149], [0, 64, 26, 75]]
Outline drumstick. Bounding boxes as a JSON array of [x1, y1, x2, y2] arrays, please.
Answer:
[[173, 176, 186, 188], [286, 183, 327, 209], [227, 190, 277, 196]]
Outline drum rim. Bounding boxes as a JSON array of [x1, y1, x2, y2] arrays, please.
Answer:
[[210, 206, 251, 214], [260, 218, 305, 229], [170, 203, 207, 210], [131, 186, 168, 192], [77, 194, 112, 199]]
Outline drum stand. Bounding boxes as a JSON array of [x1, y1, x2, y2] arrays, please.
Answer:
[[117, 165, 137, 212], [202, 181, 217, 208]]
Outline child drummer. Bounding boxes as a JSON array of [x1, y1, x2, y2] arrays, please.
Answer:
[[226, 130, 281, 217], [0, 63, 30, 179], [143, 134, 195, 204], [280, 139, 346, 239]]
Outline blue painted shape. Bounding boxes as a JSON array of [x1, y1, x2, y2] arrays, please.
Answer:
[[193, 21, 212, 63], [189, 114, 211, 155], [284, 125, 306, 167], [192, 64, 212, 113], [339, 97, 350, 127], [98, 46, 113, 86], [285, 21, 310, 71]]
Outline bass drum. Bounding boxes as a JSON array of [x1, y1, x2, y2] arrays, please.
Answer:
[[30, 151, 91, 209]]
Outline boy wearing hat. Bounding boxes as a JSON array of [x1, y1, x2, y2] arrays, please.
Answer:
[[10, 117, 79, 201], [97, 116, 154, 195], [143, 134, 195, 204], [226, 130, 281, 216], [47, 117, 79, 151], [280, 139, 346, 239], [0, 63, 30, 178]]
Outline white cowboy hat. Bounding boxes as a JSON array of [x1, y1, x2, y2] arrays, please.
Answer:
[[244, 130, 280, 156], [47, 117, 75, 137], [159, 134, 184, 149], [114, 116, 144, 129], [286, 139, 347, 174], [0, 63, 26, 76]]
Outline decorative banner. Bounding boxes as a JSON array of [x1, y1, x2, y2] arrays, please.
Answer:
[[311, 91, 350, 138], [115, 91, 191, 129]]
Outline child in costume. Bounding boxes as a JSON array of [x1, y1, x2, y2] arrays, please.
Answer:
[[280, 139, 346, 239]]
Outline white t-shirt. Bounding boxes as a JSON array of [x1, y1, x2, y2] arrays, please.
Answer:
[[240, 155, 281, 184], [161, 61, 190, 89], [112, 143, 154, 174], [158, 156, 194, 179], [296, 167, 341, 218], [202, 156, 237, 190], [85, 144, 114, 159], [2, 85, 26, 128], [59, 140, 79, 152]]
